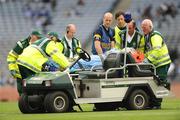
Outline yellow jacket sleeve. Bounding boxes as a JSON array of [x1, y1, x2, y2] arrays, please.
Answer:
[[7, 50, 22, 78], [145, 35, 163, 63], [46, 41, 70, 69]]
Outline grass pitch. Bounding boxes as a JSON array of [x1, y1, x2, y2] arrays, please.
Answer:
[[0, 98, 180, 120]]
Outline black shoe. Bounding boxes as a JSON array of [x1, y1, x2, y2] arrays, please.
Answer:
[[92, 108, 103, 111], [164, 83, 171, 90], [68, 108, 77, 112], [153, 105, 161, 109], [71, 109, 77, 112]]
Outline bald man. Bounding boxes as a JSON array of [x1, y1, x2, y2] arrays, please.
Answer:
[[61, 24, 81, 61], [92, 12, 115, 55]]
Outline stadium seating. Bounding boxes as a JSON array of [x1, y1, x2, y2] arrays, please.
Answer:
[[128, 0, 180, 49], [0, 0, 179, 85], [0, 0, 116, 84]]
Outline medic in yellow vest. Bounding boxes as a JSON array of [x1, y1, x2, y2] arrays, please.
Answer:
[[7, 31, 43, 79], [141, 19, 171, 85], [47, 31, 64, 53], [17, 37, 69, 79], [114, 11, 127, 50]]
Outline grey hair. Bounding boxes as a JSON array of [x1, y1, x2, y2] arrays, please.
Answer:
[[142, 19, 154, 30]]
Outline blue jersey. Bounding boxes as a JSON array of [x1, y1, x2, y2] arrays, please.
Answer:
[[92, 25, 114, 55]]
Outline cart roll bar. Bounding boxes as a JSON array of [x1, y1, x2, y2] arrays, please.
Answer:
[[123, 12, 132, 77], [105, 63, 156, 79]]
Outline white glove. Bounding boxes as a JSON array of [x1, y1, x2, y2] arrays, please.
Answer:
[[105, 48, 118, 55], [121, 47, 135, 53], [143, 58, 149, 63]]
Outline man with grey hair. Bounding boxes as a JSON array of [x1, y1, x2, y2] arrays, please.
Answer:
[[141, 19, 171, 85], [141, 19, 171, 108]]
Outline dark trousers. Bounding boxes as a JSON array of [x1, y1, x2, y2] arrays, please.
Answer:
[[156, 64, 170, 83], [16, 78, 22, 95], [156, 64, 171, 90], [18, 65, 36, 79], [17, 65, 36, 95]]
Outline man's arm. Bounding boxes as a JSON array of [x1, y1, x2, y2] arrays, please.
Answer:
[[111, 40, 115, 49], [93, 27, 103, 55], [94, 40, 103, 55], [110, 29, 115, 49], [7, 50, 22, 78], [6, 39, 29, 79], [46, 41, 70, 70]]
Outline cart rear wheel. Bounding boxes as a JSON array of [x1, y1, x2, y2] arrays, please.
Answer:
[[127, 89, 149, 110]]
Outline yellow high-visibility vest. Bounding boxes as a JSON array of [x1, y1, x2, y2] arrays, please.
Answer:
[[17, 38, 69, 72], [145, 31, 171, 68], [114, 26, 123, 49]]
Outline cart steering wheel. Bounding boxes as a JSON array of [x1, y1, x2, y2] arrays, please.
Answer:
[[75, 47, 91, 62]]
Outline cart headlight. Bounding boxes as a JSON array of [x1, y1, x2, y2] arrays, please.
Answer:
[[22, 80, 26, 87], [44, 80, 52, 87]]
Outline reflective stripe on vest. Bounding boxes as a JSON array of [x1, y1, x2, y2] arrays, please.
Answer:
[[17, 41, 23, 49], [11, 50, 18, 57], [17, 38, 50, 72], [154, 58, 171, 67], [17, 59, 40, 72], [49, 49, 58, 56], [145, 31, 164, 52], [149, 53, 169, 61], [31, 45, 49, 58], [31, 38, 50, 58], [145, 32, 171, 67], [137, 34, 141, 48], [7, 61, 16, 64]]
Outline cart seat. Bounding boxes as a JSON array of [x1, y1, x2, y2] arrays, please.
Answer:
[[126, 54, 154, 77], [79, 52, 154, 79], [78, 52, 123, 79]]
